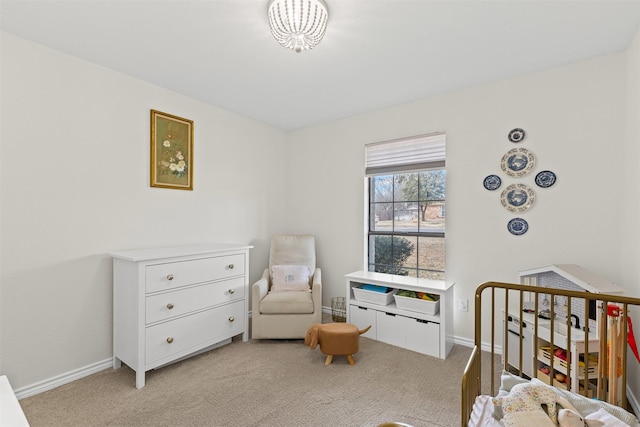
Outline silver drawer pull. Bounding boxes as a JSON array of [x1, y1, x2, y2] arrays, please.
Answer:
[[166, 337, 174, 344], [228, 316, 235, 322], [166, 303, 174, 310], [228, 289, 235, 294], [167, 274, 174, 281], [227, 264, 234, 270]]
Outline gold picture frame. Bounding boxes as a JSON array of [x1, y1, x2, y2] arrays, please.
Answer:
[[150, 109, 194, 190]]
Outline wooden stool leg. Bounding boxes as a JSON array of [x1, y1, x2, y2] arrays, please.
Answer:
[[325, 355, 333, 365], [347, 354, 355, 365]]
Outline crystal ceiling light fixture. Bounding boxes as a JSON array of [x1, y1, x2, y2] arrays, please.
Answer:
[[268, 0, 328, 53]]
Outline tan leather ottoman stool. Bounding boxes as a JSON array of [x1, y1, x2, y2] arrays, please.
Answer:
[[304, 322, 371, 365]]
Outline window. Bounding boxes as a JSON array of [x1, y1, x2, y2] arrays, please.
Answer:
[[365, 133, 446, 279]]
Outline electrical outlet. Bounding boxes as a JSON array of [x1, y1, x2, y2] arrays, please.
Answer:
[[459, 298, 468, 312]]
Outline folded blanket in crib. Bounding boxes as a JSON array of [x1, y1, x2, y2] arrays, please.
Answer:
[[530, 378, 640, 426]]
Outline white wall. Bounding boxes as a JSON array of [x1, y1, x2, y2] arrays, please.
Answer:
[[621, 28, 640, 409], [287, 52, 631, 340], [0, 32, 288, 390]]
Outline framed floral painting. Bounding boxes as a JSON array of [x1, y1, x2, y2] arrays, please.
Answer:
[[150, 110, 193, 190]]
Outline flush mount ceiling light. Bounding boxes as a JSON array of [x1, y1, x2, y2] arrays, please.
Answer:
[[268, 0, 328, 53]]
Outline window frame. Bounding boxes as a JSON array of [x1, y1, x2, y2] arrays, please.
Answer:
[[365, 132, 446, 279]]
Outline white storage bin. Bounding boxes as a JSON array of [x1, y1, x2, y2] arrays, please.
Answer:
[[352, 286, 397, 305], [394, 294, 440, 315]]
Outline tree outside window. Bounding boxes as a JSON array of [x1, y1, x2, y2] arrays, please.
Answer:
[[368, 169, 445, 279]]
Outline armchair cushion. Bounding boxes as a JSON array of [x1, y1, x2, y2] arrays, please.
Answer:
[[260, 291, 315, 314], [270, 265, 311, 292]]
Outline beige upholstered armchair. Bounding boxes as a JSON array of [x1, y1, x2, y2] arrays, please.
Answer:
[[251, 235, 322, 339]]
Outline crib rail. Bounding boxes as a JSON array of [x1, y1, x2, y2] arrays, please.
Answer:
[[461, 281, 640, 427], [461, 345, 480, 426]]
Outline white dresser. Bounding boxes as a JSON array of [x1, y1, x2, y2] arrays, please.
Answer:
[[111, 243, 252, 388]]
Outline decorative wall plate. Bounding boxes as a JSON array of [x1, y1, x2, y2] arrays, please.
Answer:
[[501, 184, 535, 212], [507, 218, 529, 235], [500, 147, 535, 177], [508, 128, 526, 143], [483, 174, 502, 191], [535, 170, 557, 188]]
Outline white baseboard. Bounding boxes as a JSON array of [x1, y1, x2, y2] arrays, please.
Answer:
[[14, 358, 112, 400], [453, 335, 474, 349], [453, 335, 502, 355]]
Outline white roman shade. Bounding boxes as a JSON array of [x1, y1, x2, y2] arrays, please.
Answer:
[[365, 132, 446, 176]]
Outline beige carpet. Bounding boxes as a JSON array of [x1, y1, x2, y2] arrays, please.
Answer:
[[19, 334, 499, 427]]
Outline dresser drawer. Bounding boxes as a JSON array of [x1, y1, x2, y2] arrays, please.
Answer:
[[145, 254, 244, 293], [145, 277, 244, 324], [145, 300, 245, 365]]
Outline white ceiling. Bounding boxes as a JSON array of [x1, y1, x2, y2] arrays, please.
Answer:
[[2, 1, 639, 130]]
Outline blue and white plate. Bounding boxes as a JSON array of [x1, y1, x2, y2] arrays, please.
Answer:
[[501, 184, 535, 212], [483, 174, 502, 191], [508, 128, 526, 143], [535, 170, 557, 188], [507, 218, 529, 235], [501, 147, 535, 177]]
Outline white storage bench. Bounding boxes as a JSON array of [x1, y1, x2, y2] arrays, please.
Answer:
[[345, 271, 454, 359]]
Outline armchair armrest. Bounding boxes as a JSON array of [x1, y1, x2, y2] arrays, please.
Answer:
[[311, 268, 322, 309], [251, 269, 270, 315], [311, 268, 321, 287]]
